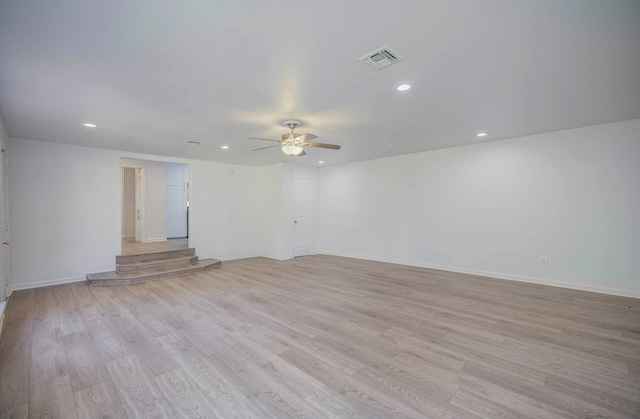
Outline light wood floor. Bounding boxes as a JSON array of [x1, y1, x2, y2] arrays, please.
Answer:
[[121, 238, 188, 255], [1, 255, 639, 418]]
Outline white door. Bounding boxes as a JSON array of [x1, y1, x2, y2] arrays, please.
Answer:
[[0, 148, 9, 301], [166, 185, 188, 238], [165, 164, 188, 238], [293, 177, 312, 257]]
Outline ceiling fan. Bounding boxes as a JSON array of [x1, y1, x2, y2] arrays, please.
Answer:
[[248, 121, 341, 156]]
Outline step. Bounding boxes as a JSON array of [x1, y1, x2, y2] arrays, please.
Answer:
[[115, 248, 196, 264], [116, 255, 198, 272], [86, 258, 221, 285]]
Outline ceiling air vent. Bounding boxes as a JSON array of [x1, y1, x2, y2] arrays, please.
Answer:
[[359, 46, 404, 70], [184, 140, 202, 145]]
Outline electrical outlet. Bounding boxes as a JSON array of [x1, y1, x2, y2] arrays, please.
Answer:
[[540, 256, 549, 267]]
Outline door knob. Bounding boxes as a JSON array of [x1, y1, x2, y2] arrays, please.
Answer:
[[1, 241, 8, 245]]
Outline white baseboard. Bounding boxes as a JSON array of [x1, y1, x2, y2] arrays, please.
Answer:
[[319, 250, 640, 300], [260, 253, 294, 261], [9, 251, 635, 300], [144, 238, 167, 243], [10, 275, 85, 293], [122, 234, 135, 239]]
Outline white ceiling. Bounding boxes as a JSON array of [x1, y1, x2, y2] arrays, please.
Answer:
[[1, 0, 639, 167]]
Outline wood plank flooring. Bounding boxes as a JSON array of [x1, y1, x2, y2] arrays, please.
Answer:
[[1, 255, 639, 418], [121, 238, 188, 255]]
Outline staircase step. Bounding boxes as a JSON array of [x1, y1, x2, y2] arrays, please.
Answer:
[[115, 248, 196, 264], [87, 258, 221, 285], [116, 255, 198, 272]]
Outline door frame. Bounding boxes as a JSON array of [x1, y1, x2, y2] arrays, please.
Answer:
[[119, 157, 194, 254]]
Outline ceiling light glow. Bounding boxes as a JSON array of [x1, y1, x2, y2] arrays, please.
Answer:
[[397, 84, 411, 91], [83, 123, 97, 128], [221, 145, 229, 149], [318, 161, 324, 164], [477, 132, 488, 137], [282, 145, 304, 156]]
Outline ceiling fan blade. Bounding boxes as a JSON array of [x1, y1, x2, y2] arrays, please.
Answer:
[[297, 133, 318, 142], [248, 137, 281, 142], [252, 144, 282, 151], [298, 150, 307, 156], [281, 133, 318, 142], [301, 141, 341, 150]]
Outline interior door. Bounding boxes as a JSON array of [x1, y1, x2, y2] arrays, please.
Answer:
[[166, 185, 188, 238], [293, 177, 312, 257], [165, 163, 188, 239], [0, 148, 9, 301]]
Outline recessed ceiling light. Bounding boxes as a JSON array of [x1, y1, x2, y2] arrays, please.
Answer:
[[397, 84, 411, 91], [318, 160, 325, 164], [83, 123, 97, 128], [477, 132, 488, 137], [184, 140, 202, 145], [221, 145, 229, 150]]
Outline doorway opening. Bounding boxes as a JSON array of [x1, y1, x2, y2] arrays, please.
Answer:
[[120, 158, 190, 255]]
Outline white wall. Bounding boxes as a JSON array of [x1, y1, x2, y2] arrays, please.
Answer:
[[259, 164, 284, 259], [319, 119, 640, 298], [7, 139, 280, 291], [143, 161, 167, 242], [9, 139, 121, 289], [8, 120, 638, 297], [190, 160, 264, 260]]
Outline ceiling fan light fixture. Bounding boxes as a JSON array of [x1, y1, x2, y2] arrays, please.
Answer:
[[282, 144, 304, 156]]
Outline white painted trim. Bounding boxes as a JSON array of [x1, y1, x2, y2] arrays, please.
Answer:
[[144, 238, 167, 243], [260, 253, 294, 261], [121, 234, 135, 239], [10, 275, 85, 292], [319, 251, 640, 300]]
